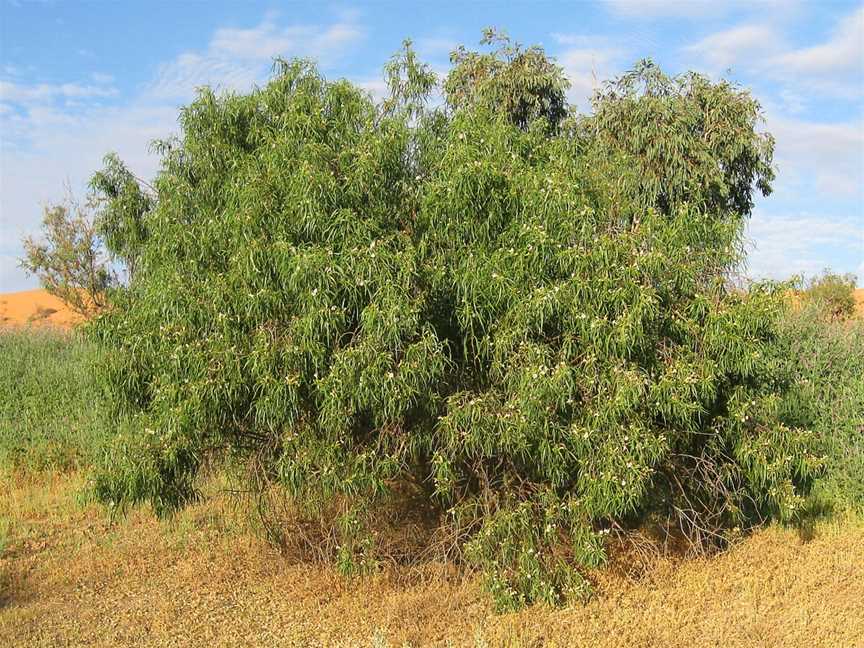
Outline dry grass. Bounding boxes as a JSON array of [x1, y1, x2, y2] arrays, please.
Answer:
[[1, 472, 862, 647]]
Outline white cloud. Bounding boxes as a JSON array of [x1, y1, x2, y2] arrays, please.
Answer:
[[604, 0, 802, 20], [0, 80, 117, 104], [602, 0, 726, 18], [769, 6, 863, 76], [415, 37, 458, 59], [683, 25, 780, 72], [767, 114, 864, 199], [209, 19, 363, 62], [148, 14, 365, 101], [0, 13, 367, 292], [681, 7, 863, 98], [745, 210, 863, 281]]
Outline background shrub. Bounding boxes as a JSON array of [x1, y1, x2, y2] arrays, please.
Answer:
[[777, 296, 864, 511], [0, 328, 109, 473], [88, 36, 821, 608], [802, 270, 857, 320], [20, 199, 115, 318]]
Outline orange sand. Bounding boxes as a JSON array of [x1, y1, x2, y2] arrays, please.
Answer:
[[0, 289, 82, 329], [0, 287, 860, 329]]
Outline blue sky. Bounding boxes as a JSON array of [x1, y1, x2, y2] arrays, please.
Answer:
[[1, 0, 862, 291]]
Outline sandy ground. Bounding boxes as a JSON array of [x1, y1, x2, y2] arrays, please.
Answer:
[[1, 473, 862, 647], [0, 289, 82, 328]]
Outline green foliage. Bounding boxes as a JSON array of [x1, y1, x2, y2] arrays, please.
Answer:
[[89, 35, 818, 608], [445, 29, 569, 131], [777, 300, 864, 511], [586, 59, 775, 220], [20, 199, 115, 317], [802, 270, 857, 320], [89, 152, 155, 281], [0, 328, 110, 472]]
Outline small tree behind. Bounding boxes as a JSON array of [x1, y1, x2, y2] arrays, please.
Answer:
[[19, 154, 153, 319], [20, 199, 114, 318], [804, 270, 857, 320]]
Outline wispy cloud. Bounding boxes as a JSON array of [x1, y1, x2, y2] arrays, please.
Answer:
[[683, 24, 780, 72], [767, 113, 864, 199], [552, 34, 627, 109], [209, 18, 363, 62], [680, 6, 863, 97], [414, 37, 459, 60], [603, 0, 802, 20], [147, 14, 365, 101], [746, 210, 863, 281], [602, 0, 728, 19], [0, 12, 368, 292], [0, 80, 117, 104], [769, 6, 863, 77]]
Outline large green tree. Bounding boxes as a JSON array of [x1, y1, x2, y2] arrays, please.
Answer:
[[90, 35, 819, 608]]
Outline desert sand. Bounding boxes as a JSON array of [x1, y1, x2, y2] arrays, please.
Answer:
[[0, 289, 82, 329]]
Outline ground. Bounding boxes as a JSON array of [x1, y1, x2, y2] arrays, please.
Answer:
[[2, 288, 863, 646], [2, 473, 862, 647]]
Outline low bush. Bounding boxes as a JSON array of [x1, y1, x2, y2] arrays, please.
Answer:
[[89, 34, 821, 609], [802, 270, 857, 320], [0, 328, 110, 472], [777, 300, 864, 511]]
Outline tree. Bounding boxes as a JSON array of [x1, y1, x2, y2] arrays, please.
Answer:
[[585, 60, 775, 221], [20, 197, 114, 318], [19, 155, 153, 319], [90, 34, 819, 609], [444, 28, 569, 131]]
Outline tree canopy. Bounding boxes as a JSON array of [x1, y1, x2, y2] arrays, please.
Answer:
[[89, 34, 818, 609]]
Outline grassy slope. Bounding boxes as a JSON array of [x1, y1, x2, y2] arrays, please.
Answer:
[[1, 473, 862, 647]]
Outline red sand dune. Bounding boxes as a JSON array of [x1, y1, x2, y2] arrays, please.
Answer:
[[0, 289, 83, 329]]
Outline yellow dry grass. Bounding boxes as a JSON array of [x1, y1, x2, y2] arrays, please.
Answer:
[[1, 472, 862, 647]]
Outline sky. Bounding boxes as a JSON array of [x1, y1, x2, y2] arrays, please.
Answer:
[[1, 0, 862, 291]]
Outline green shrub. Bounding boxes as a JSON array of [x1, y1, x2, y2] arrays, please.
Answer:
[[777, 301, 864, 511], [803, 270, 857, 320], [0, 328, 109, 472], [89, 36, 820, 608]]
